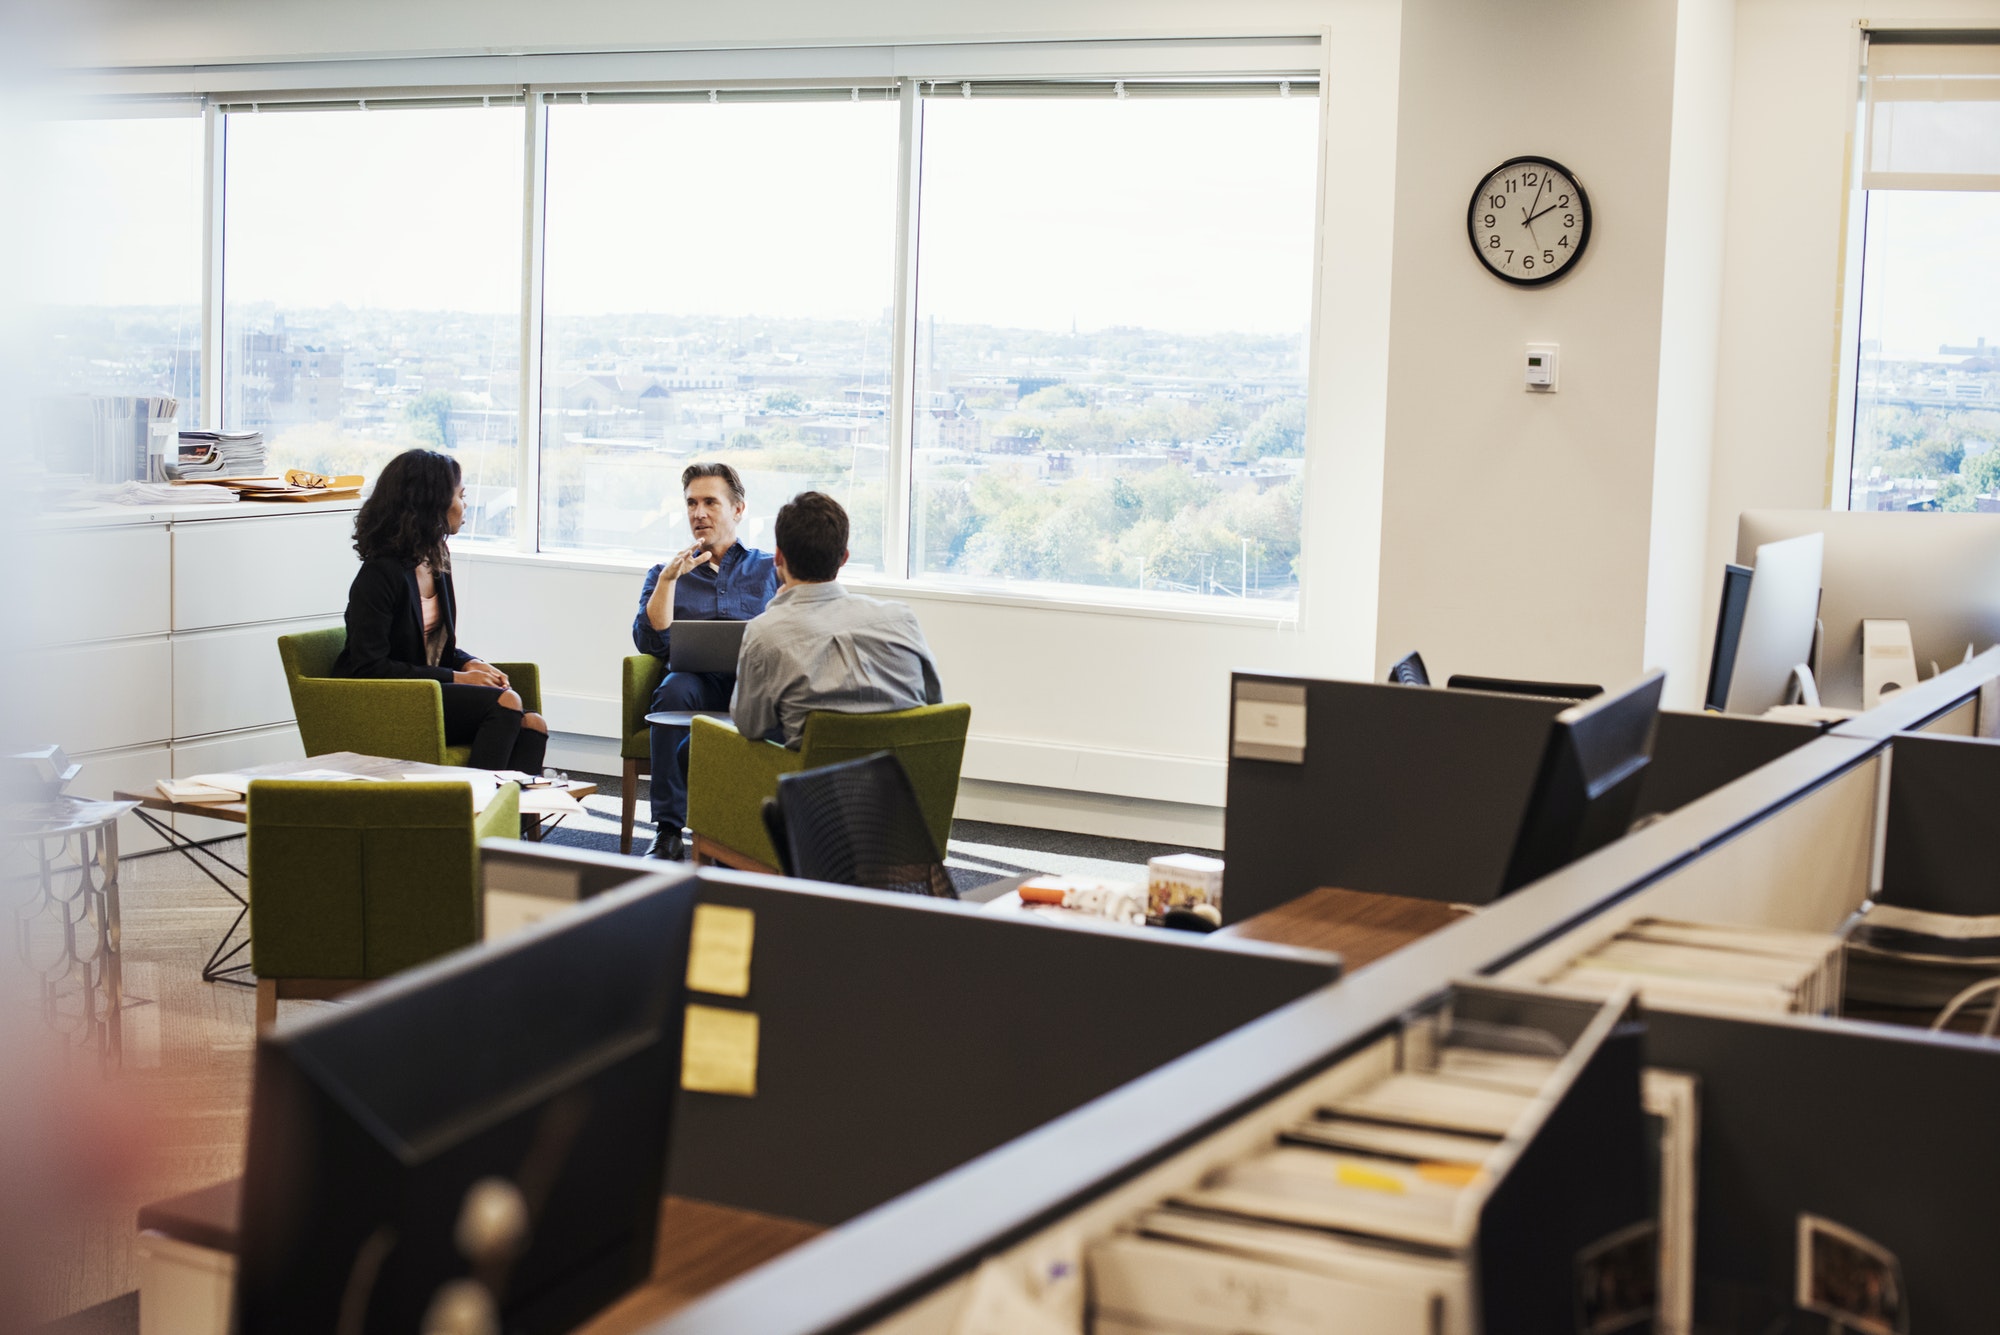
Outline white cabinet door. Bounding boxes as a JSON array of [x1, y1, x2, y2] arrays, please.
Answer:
[[25, 523, 171, 648], [173, 725, 304, 843], [24, 638, 173, 755], [173, 620, 318, 738], [172, 511, 357, 631], [66, 743, 174, 853]]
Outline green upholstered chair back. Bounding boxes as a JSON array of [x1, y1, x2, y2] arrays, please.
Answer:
[[797, 703, 972, 857], [247, 778, 519, 982], [278, 625, 347, 689]]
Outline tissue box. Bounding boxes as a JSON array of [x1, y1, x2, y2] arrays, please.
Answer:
[[1148, 853, 1224, 919]]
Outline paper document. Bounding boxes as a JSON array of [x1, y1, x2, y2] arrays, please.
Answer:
[[518, 788, 583, 817]]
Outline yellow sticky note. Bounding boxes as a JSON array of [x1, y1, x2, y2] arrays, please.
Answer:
[[1416, 1161, 1482, 1188], [686, 903, 755, 998], [1335, 1162, 1407, 1195], [682, 1004, 759, 1097]]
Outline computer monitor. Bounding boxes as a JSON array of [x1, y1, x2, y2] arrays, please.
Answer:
[[233, 872, 698, 1335], [1703, 563, 1754, 712], [1386, 651, 1430, 686], [1447, 674, 1603, 702], [1500, 670, 1666, 895], [1737, 510, 2000, 708], [1722, 532, 1824, 716]]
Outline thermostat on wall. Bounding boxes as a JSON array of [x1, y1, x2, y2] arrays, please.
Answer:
[[1526, 343, 1559, 391]]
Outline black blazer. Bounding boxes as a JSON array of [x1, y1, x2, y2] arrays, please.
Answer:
[[332, 557, 475, 685]]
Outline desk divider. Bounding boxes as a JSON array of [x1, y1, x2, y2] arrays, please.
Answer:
[[1876, 731, 2000, 916], [1223, 672, 1829, 923], [479, 843, 1340, 1226], [1644, 1009, 2000, 1333]]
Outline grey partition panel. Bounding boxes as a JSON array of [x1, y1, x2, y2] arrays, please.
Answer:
[[670, 870, 1340, 1226], [1646, 1009, 2000, 1333], [1880, 732, 2000, 915], [1223, 674, 1562, 918], [1632, 710, 1820, 819]]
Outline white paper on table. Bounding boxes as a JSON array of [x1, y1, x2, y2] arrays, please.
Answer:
[[400, 772, 499, 813], [519, 788, 584, 816]]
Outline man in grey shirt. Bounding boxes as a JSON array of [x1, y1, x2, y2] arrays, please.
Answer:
[[731, 490, 943, 746]]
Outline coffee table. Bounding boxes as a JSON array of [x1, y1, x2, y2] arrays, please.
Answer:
[[116, 752, 598, 986]]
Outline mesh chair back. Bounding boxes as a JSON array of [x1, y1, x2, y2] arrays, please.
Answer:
[[771, 752, 957, 898]]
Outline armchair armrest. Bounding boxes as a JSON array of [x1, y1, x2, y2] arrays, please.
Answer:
[[623, 655, 668, 757], [492, 662, 542, 715], [686, 715, 806, 866], [289, 677, 448, 764], [474, 782, 522, 845]]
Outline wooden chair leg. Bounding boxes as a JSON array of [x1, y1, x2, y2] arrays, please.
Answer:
[[621, 757, 641, 855], [255, 978, 277, 1032]]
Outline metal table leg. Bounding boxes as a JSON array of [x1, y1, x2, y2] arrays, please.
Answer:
[[131, 807, 254, 988]]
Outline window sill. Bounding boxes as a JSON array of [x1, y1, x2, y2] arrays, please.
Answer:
[[449, 541, 1302, 629]]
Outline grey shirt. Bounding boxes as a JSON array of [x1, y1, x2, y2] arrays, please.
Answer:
[[730, 581, 944, 747]]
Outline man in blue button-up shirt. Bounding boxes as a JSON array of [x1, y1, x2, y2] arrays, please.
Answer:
[[632, 462, 779, 858]]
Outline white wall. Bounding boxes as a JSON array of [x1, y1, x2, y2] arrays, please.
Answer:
[[1644, 0, 1737, 709], [1375, 0, 1687, 694]]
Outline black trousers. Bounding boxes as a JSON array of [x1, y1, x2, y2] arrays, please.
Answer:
[[438, 683, 547, 773]]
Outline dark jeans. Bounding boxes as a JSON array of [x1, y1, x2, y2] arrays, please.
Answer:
[[648, 670, 733, 830], [439, 682, 547, 773]]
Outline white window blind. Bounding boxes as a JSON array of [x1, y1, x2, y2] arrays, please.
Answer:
[[1864, 36, 2000, 191]]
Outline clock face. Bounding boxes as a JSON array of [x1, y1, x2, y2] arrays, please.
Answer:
[[1466, 156, 1591, 286]]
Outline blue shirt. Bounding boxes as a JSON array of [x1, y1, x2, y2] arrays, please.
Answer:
[[632, 542, 780, 662]]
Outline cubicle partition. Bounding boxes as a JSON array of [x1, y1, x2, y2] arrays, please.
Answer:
[[1223, 672, 1822, 922], [657, 654, 2000, 1335], [481, 843, 1341, 1226]]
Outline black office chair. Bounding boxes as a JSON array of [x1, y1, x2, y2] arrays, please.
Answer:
[[1386, 651, 1431, 686], [761, 751, 958, 899], [1446, 673, 1602, 702]]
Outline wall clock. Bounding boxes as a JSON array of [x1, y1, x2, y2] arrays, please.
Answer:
[[1466, 156, 1591, 286]]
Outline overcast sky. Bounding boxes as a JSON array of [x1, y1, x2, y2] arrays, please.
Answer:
[[33, 95, 1320, 337]]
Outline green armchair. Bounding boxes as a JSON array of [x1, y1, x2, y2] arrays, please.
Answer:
[[278, 626, 542, 767], [621, 654, 668, 854], [686, 703, 972, 872], [246, 778, 520, 1028]]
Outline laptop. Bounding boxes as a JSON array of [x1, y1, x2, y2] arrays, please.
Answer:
[[668, 619, 751, 675]]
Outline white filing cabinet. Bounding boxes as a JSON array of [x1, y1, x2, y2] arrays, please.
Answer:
[[27, 500, 361, 851]]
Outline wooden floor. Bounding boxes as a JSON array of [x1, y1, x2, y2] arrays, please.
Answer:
[[30, 837, 261, 1324]]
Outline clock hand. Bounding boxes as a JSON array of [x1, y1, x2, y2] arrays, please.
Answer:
[[1519, 174, 1550, 227], [1523, 200, 1564, 227]]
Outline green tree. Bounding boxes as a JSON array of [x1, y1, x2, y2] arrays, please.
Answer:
[[1243, 398, 1309, 458], [404, 391, 455, 448], [763, 389, 804, 412]]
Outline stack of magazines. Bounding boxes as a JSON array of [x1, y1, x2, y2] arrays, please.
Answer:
[[1542, 917, 1844, 1016], [169, 430, 267, 479], [1088, 1030, 1564, 1333]]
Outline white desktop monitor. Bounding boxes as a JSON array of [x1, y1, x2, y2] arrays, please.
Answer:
[[1737, 510, 2000, 709], [1723, 532, 1824, 716]]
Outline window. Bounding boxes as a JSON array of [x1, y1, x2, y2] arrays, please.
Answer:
[[222, 103, 523, 538], [538, 95, 900, 563], [1848, 38, 2000, 512], [110, 48, 1326, 613], [910, 88, 1320, 604], [28, 113, 204, 445]]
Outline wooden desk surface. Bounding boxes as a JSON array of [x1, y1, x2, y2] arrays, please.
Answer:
[[1219, 886, 1474, 971], [576, 1196, 822, 1334]]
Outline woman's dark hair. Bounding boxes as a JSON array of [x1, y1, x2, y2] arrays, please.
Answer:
[[772, 491, 849, 583], [353, 449, 461, 569]]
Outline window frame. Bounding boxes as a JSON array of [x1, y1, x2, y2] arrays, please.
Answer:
[[95, 37, 1331, 623]]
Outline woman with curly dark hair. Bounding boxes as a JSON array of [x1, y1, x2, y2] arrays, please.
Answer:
[[332, 448, 548, 772]]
